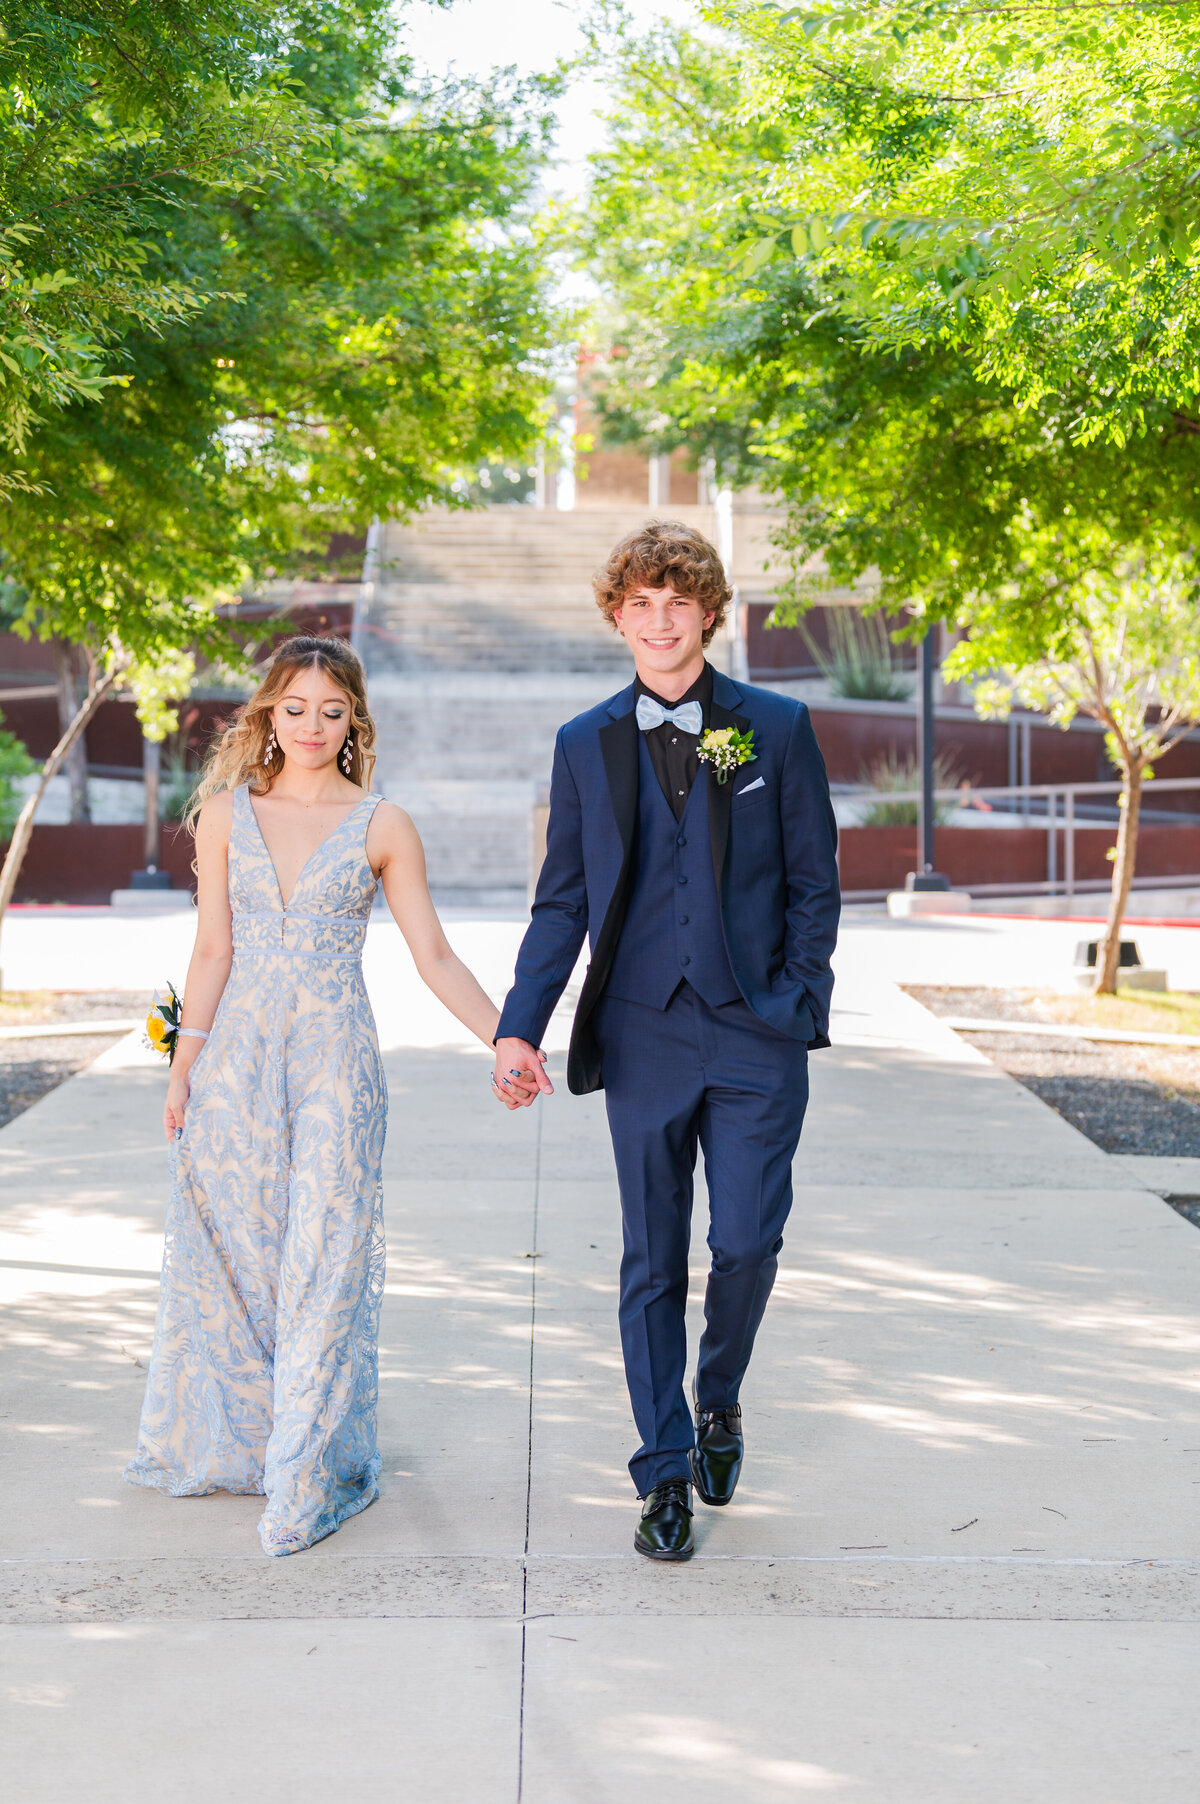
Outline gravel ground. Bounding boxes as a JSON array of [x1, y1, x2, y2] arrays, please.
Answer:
[[0, 991, 150, 1131], [905, 984, 1200, 1160]]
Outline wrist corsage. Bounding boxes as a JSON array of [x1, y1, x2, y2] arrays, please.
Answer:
[[145, 984, 182, 1064], [698, 725, 757, 786]]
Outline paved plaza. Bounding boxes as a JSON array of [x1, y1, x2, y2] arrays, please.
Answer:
[[2, 906, 1199, 1801]]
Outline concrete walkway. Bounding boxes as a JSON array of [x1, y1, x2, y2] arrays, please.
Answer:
[[2, 914, 1199, 1801]]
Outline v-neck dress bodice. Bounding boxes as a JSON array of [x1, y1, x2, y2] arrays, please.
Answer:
[[235, 786, 378, 959], [125, 784, 388, 1557]]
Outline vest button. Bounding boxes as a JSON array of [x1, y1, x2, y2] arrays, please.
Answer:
[[678, 915, 689, 925], [678, 875, 688, 885], [680, 955, 691, 966], [676, 837, 687, 847]]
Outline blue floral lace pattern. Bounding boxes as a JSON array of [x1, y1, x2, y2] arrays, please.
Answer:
[[125, 785, 387, 1557]]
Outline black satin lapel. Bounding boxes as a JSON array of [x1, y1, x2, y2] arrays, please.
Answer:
[[707, 701, 750, 896], [599, 710, 639, 856], [573, 711, 640, 1076]]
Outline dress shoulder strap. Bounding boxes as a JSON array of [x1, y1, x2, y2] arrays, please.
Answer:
[[358, 792, 384, 863]]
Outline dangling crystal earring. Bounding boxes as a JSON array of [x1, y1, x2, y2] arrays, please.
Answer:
[[265, 727, 277, 763], [341, 733, 354, 775]]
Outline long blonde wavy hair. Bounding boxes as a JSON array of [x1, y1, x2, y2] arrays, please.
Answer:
[[186, 635, 378, 833]]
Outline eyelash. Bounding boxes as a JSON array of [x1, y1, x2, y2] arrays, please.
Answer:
[[284, 708, 343, 718]]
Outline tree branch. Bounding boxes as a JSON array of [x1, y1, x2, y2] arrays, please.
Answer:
[[809, 58, 1030, 105], [0, 651, 130, 929], [39, 136, 298, 210]]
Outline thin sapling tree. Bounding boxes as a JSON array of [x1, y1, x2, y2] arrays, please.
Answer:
[[949, 565, 1200, 994]]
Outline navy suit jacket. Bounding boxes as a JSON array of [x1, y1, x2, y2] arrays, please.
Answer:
[[496, 667, 841, 1094]]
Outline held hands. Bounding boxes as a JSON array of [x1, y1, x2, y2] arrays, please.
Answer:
[[492, 1037, 554, 1110]]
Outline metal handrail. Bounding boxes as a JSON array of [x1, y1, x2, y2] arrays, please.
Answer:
[[843, 774, 1200, 804], [840, 773, 1200, 899]]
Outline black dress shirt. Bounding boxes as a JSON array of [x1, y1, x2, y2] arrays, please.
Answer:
[[635, 663, 713, 821]]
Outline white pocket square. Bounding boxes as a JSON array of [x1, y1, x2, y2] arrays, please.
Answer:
[[735, 776, 765, 797]]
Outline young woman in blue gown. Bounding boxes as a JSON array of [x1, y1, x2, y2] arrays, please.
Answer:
[[125, 635, 527, 1555]]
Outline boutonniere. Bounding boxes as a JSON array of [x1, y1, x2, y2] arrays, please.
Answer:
[[145, 983, 182, 1064], [698, 726, 757, 786]]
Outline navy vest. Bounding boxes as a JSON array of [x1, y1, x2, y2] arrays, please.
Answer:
[[604, 733, 742, 1011]]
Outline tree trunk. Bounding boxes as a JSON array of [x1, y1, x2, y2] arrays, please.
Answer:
[[1095, 759, 1143, 995], [53, 640, 91, 823], [0, 656, 128, 938]]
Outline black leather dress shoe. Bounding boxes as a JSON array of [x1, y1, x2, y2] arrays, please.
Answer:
[[689, 1379, 743, 1506], [634, 1478, 695, 1561]]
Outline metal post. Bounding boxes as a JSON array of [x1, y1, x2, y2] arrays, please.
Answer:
[[1021, 717, 1032, 818], [1064, 788, 1076, 898], [727, 584, 749, 684], [919, 627, 936, 874], [903, 625, 950, 893], [143, 736, 160, 871], [127, 734, 171, 890], [1047, 789, 1057, 892], [351, 516, 379, 662]]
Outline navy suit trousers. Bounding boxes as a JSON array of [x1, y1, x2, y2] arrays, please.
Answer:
[[594, 984, 809, 1495]]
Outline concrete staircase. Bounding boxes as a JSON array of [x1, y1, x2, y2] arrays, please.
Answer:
[[364, 506, 718, 675], [361, 505, 721, 898]]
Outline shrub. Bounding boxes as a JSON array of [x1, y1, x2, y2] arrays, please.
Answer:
[[858, 748, 966, 827], [0, 717, 34, 838], [802, 609, 913, 702]]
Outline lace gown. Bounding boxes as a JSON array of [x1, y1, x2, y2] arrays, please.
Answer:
[[125, 784, 387, 1556]]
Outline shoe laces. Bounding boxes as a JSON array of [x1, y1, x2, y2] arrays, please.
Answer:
[[697, 1403, 741, 1431], [648, 1477, 690, 1512]]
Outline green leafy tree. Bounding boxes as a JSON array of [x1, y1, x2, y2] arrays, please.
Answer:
[[0, 0, 330, 455], [129, 3, 561, 548], [578, 19, 1200, 619], [717, 1, 1200, 447], [578, 14, 1200, 977], [950, 571, 1200, 993], [0, 1, 559, 933]]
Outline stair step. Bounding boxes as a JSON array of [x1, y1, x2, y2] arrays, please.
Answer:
[[361, 503, 722, 890]]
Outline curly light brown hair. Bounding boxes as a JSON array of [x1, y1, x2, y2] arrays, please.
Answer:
[[185, 635, 377, 832], [593, 519, 732, 647]]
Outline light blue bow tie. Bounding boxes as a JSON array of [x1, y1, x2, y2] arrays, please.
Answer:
[[636, 695, 704, 736]]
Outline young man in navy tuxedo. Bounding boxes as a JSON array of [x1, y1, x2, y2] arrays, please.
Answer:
[[492, 520, 840, 1561]]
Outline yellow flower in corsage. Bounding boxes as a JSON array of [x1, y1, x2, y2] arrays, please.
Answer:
[[698, 725, 756, 786], [145, 984, 182, 1064]]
